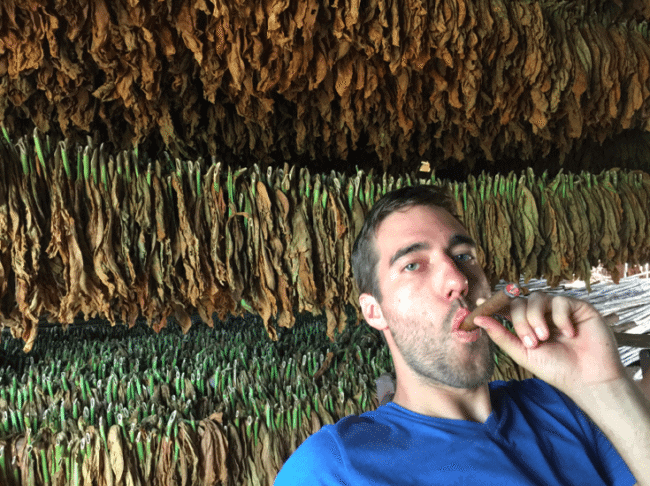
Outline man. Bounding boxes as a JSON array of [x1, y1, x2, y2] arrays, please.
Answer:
[[275, 185, 649, 485]]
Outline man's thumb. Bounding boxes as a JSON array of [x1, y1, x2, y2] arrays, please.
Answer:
[[474, 316, 527, 362]]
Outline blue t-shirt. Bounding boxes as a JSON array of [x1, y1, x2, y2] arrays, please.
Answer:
[[275, 379, 636, 485]]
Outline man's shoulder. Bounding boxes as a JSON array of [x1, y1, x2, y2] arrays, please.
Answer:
[[274, 412, 388, 485], [274, 425, 343, 485], [490, 378, 585, 422], [305, 408, 394, 453], [283, 408, 394, 460]]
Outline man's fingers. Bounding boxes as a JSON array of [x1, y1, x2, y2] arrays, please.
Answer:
[[550, 296, 575, 338], [498, 292, 585, 350], [510, 298, 546, 348]]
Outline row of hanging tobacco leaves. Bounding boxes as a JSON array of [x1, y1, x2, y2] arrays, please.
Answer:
[[1, 128, 650, 352], [3, 0, 650, 170], [0, 307, 531, 486]]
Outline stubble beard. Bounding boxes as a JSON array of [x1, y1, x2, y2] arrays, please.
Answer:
[[385, 305, 496, 389]]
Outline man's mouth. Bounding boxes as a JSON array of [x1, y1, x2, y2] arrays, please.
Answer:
[[451, 307, 471, 332], [451, 307, 481, 342]]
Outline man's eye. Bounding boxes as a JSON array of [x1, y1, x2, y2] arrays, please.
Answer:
[[404, 262, 420, 271], [454, 254, 474, 263]]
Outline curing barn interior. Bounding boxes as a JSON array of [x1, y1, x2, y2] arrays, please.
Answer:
[[1, 0, 650, 484]]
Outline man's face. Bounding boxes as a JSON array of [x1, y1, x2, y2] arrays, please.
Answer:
[[372, 204, 494, 389]]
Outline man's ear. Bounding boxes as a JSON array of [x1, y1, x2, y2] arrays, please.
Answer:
[[359, 293, 387, 332]]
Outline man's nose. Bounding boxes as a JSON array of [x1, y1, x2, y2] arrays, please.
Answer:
[[438, 254, 469, 301]]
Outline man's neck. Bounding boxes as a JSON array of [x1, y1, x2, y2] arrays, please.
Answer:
[[392, 379, 493, 423]]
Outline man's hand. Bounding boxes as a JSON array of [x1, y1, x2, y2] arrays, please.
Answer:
[[473, 292, 626, 397], [475, 292, 650, 484]]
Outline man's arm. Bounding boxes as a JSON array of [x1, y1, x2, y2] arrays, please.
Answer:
[[572, 376, 650, 486]]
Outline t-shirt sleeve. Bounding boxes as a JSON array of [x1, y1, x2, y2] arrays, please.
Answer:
[[274, 428, 350, 486], [552, 384, 637, 486]]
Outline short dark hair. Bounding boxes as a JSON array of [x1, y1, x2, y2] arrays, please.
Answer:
[[351, 185, 457, 303]]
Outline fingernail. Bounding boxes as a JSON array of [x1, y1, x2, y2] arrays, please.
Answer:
[[535, 327, 545, 339], [524, 336, 534, 348]]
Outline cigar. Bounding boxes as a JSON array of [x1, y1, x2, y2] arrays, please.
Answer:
[[459, 283, 527, 331]]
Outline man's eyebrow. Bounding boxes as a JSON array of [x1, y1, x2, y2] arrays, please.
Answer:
[[389, 242, 430, 268], [448, 234, 476, 249]]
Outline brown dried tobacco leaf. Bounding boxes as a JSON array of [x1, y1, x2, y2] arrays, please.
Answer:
[[21, 174, 49, 325], [225, 423, 244, 484], [172, 170, 204, 307], [624, 175, 647, 261], [201, 414, 229, 484], [85, 174, 116, 324], [2, 1, 48, 78], [632, 175, 649, 261], [564, 178, 591, 285], [89, 429, 104, 485], [539, 190, 562, 287], [0, 165, 11, 302], [206, 165, 229, 287], [259, 181, 295, 330], [44, 166, 70, 324], [507, 175, 527, 280], [490, 183, 509, 282], [150, 179, 170, 316], [569, 22, 591, 106], [244, 183, 278, 340], [349, 193, 366, 242], [464, 177, 486, 270], [596, 180, 622, 260], [176, 422, 199, 486], [627, 173, 647, 261], [116, 175, 139, 326], [587, 21, 611, 125], [577, 21, 599, 111], [630, 31, 650, 101], [99, 160, 130, 306], [274, 186, 298, 323], [191, 168, 221, 326], [616, 176, 635, 265], [107, 425, 125, 484], [272, 425, 289, 477], [578, 178, 604, 266], [112, 172, 140, 327], [329, 182, 356, 318], [255, 181, 278, 294], [547, 186, 575, 282], [155, 435, 175, 486], [606, 26, 628, 122], [594, 182, 622, 282], [224, 212, 242, 305], [7, 178, 30, 327], [131, 175, 161, 325], [258, 423, 277, 486], [311, 176, 330, 307], [481, 179, 498, 285], [615, 28, 643, 130], [290, 190, 317, 314], [494, 186, 517, 282]]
